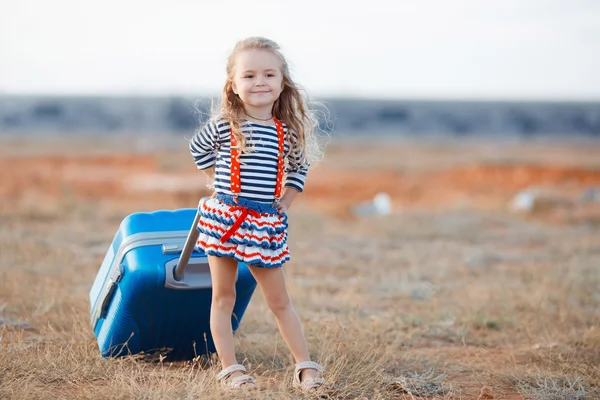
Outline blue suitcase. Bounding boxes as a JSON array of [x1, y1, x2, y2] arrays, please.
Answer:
[[89, 198, 257, 361]]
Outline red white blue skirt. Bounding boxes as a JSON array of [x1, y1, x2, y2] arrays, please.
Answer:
[[195, 193, 290, 268]]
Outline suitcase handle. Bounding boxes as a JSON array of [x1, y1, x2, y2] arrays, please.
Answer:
[[173, 198, 205, 281]]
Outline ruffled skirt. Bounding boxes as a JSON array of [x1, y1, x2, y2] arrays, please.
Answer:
[[195, 194, 290, 268]]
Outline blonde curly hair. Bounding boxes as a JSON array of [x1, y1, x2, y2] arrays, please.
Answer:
[[208, 36, 326, 167]]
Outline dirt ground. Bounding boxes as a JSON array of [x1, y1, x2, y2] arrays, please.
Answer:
[[1, 135, 599, 399]]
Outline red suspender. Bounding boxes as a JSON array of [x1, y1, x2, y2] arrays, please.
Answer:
[[230, 132, 241, 193], [273, 118, 285, 201], [230, 118, 285, 204]]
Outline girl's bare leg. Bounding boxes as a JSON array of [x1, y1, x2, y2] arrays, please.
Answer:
[[208, 255, 243, 375], [248, 265, 319, 381]]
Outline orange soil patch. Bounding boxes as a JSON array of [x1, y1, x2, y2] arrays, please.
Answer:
[[302, 163, 600, 218], [1, 154, 599, 222], [0, 155, 158, 200]]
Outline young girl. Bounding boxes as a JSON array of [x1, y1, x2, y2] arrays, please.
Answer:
[[189, 36, 326, 393]]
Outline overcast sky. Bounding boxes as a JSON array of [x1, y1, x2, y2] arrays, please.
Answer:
[[1, 0, 599, 100]]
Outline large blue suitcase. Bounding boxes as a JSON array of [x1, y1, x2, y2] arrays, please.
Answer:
[[89, 198, 257, 361]]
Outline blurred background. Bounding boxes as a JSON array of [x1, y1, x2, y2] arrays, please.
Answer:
[[1, 0, 599, 140], [1, 0, 599, 218]]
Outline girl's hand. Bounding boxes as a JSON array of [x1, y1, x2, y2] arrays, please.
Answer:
[[277, 187, 298, 215], [277, 200, 290, 215]]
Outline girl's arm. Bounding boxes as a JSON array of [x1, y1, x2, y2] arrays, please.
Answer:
[[279, 133, 309, 213], [278, 186, 299, 214], [282, 132, 310, 195], [189, 120, 219, 170]]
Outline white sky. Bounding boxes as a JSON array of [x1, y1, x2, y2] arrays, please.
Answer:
[[1, 0, 599, 100]]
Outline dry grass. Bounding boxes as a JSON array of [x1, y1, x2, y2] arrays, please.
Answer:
[[387, 368, 452, 398], [1, 138, 600, 399], [514, 374, 586, 400]]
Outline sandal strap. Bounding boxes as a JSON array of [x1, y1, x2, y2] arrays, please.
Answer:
[[294, 361, 324, 386], [216, 364, 246, 381], [300, 377, 326, 392], [295, 361, 324, 374], [228, 374, 256, 388]]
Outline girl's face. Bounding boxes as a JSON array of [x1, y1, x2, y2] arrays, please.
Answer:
[[232, 49, 284, 111]]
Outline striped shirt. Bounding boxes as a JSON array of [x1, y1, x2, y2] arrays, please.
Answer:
[[189, 119, 310, 202]]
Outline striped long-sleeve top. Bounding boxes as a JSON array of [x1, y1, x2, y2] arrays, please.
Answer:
[[189, 119, 310, 203]]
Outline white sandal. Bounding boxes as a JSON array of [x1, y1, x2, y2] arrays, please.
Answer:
[[294, 361, 326, 393], [215, 364, 258, 390]]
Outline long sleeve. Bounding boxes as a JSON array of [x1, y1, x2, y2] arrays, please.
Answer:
[[284, 133, 310, 192], [189, 120, 219, 170]]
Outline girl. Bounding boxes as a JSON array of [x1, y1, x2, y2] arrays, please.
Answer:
[[189, 36, 326, 393]]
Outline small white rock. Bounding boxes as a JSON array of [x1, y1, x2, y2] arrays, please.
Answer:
[[352, 192, 392, 216], [509, 189, 538, 212]]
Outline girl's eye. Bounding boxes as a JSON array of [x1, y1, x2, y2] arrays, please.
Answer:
[[266, 74, 275, 77], [244, 75, 254, 79]]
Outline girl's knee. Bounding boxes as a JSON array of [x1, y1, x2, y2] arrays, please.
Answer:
[[267, 296, 292, 316], [212, 291, 236, 312]]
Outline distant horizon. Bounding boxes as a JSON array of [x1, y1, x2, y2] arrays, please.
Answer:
[[1, 91, 599, 104], [2, 90, 598, 137]]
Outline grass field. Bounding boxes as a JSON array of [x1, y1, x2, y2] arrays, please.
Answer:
[[1, 136, 599, 399]]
